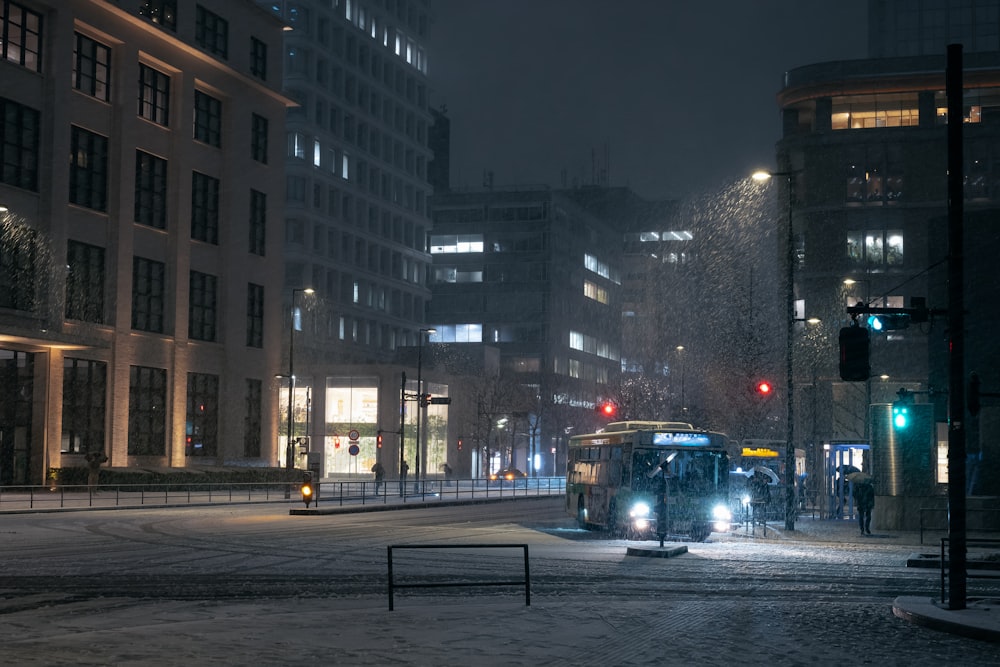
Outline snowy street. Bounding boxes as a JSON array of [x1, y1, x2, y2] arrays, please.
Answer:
[[1, 498, 997, 666]]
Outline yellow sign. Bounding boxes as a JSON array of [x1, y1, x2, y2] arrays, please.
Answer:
[[742, 447, 780, 458]]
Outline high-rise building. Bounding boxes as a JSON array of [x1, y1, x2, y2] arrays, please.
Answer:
[[775, 0, 1000, 512], [258, 1, 434, 476], [0, 1, 291, 484]]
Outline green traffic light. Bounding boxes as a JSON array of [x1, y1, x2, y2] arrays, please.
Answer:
[[892, 405, 909, 429]]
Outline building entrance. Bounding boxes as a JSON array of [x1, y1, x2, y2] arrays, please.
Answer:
[[825, 441, 869, 520], [0, 349, 34, 486]]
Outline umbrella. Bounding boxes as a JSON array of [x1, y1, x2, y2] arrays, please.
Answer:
[[746, 465, 780, 485], [845, 471, 873, 484], [836, 464, 861, 476]]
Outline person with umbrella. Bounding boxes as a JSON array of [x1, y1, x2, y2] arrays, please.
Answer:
[[849, 472, 875, 536]]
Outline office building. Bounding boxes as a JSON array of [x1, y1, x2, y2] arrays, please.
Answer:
[[258, 0, 434, 476], [776, 0, 1000, 509], [0, 0, 291, 484]]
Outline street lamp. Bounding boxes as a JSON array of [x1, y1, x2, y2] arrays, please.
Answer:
[[414, 327, 436, 491], [286, 287, 315, 471], [752, 169, 797, 531], [675, 345, 686, 415]]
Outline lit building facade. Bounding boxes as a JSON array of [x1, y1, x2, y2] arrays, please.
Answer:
[[0, 0, 291, 484], [257, 1, 434, 476], [428, 186, 623, 475]]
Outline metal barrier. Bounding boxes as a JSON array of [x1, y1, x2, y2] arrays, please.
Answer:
[[0, 477, 566, 512], [386, 543, 530, 611], [920, 507, 1000, 544], [939, 537, 1000, 605]]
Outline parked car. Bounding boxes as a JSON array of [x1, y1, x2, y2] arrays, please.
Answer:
[[488, 467, 527, 485]]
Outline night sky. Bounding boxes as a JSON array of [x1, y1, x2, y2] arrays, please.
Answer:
[[427, 1, 869, 201]]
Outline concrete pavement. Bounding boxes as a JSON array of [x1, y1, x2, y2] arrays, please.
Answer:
[[721, 513, 1000, 643]]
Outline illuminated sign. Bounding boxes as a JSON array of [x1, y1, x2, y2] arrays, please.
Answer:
[[742, 447, 780, 458], [652, 432, 710, 447]]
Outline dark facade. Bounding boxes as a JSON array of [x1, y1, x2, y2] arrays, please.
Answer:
[[776, 1, 1000, 505]]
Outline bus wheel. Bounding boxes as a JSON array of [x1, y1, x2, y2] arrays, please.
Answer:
[[690, 523, 710, 542], [576, 496, 587, 529]]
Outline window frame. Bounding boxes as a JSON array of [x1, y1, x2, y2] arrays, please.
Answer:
[[195, 4, 229, 59], [132, 256, 165, 333], [69, 125, 108, 212], [193, 90, 222, 147], [134, 149, 168, 229], [138, 63, 170, 126], [65, 240, 106, 324], [73, 32, 111, 102], [246, 282, 264, 348], [128, 365, 167, 456], [0, 96, 39, 191], [189, 269, 218, 342], [191, 171, 220, 244], [1, 1, 42, 72]]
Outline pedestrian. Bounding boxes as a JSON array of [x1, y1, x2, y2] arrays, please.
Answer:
[[749, 472, 770, 526], [443, 463, 453, 486], [84, 449, 108, 492], [371, 461, 385, 494], [399, 460, 409, 496], [852, 478, 875, 536]]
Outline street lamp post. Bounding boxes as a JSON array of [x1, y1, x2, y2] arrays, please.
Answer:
[[675, 345, 686, 415], [286, 287, 314, 471], [753, 169, 797, 531], [414, 327, 436, 492]]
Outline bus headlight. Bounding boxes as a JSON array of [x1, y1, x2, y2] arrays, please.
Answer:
[[629, 501, 651, 519], [711, 504, 732, 532], [630, 501, 652, 531]]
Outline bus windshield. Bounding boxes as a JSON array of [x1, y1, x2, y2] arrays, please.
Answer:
[[630, 449, 726, 497]]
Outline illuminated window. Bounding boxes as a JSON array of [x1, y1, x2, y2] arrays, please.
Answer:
[[428, 324, 482, 343], [583, 280, 608, 304], [429, 234, 484, 253]]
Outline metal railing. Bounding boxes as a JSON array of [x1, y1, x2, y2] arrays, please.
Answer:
[[387, 543, 530, 611], [0, 476, 567, 512]]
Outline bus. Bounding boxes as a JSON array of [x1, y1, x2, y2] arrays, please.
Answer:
[[566, 421, 731, 542]]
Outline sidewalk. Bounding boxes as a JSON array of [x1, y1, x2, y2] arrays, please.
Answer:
[[723, 513, 1000, 643]]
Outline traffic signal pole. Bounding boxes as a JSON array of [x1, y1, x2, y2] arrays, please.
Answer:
[[946, 43, 967, 610]]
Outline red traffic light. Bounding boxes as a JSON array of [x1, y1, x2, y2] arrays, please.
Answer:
[[457, 438, 463, 451], [756, 381, 773, 395], [598, 402, 616, 417], [376, 431, 383, 448]]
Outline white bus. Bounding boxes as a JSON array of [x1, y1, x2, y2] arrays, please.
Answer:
[[566, 421, 732, 542]]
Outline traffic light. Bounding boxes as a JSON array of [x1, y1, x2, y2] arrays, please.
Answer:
[[376, 430, 383, 448], [868, 313, 910, 332], [597, 401, 617, 418], [300, 472, 314, 508], [892, 403, 909, 429], [755, 380, 773, 396], [839, 326, 870, 381], [457, 437, 463, 451]]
